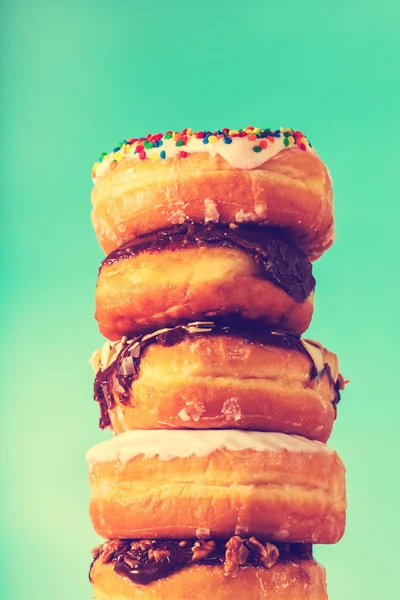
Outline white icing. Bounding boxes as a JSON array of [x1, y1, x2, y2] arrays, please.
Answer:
[[86, 430, 332, 465], [93, 134, 316, 182]]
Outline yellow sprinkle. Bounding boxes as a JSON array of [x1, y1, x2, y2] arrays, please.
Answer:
[[186, 128, 193, 136], [123, 144, 130, 154], [253, 127, 260, 133], [208, 135, 218, 143], [114, 152, 123, 162], [149, 152, 159, 161], [229, 129, 238, 135], [288, 136, 295, 145]]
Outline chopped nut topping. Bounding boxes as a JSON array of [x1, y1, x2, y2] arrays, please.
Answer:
[[191, 540, 216, 561], [123, 555, 137, 569], [224, 536, 247, 576], [152, 548, 172, 562], [102, 540, 125, 564], [91, 543, 104, 561], [139, 540, 153, 551], [247, 537, 280, 569]]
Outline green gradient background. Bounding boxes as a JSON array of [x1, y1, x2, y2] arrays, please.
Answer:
[[1, 2, 399, 599]]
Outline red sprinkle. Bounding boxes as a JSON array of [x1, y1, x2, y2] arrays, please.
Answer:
[[139, 151, 146, 160], [179, 151, 188, 158], [136, 145, 144, 153], [259, 140, 268, 149], [300, 143, 306, 151], [196, 132, 205, 139]]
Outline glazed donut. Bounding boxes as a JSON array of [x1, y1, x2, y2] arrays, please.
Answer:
[[91, 126, 334, 259], [86, 430, 346, 543], [91, 322, 346, 442], [90, 537, 327, 599], [95, 224, 316, 339]]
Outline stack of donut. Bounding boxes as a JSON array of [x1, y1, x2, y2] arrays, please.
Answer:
[[86, 126, 347, 600]]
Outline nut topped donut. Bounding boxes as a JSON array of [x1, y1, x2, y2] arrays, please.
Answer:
[[90, 321, 346, 442], [90, 537, 328, 599], [95, 224, 316, 339], [91, 126, 334, 259]]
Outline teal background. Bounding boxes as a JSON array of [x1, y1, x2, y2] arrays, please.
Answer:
[[1, 1, 399, 599]]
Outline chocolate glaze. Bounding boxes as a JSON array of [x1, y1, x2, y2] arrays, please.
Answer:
[[90, 537, 314, 586], [94, 321, 342, 429], [100, 223, 316, 304]]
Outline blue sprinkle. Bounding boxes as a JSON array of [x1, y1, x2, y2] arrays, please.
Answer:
[[158, 140, 163, 146], [273, 131, 281, 138], [223, 137, 232, 144], [153, 140, 160, 148], [202, 137, 209, 144], [113, 146, 121, 152], [216, 130, 222, 135], [160, 150, 166, 159]]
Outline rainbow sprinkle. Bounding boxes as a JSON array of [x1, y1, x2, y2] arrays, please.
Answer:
[[91, 126, 313, 179]]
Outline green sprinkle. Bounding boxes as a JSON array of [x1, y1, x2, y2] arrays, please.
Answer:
[[253, 146, 262, 152], [284, 138, 290, 147], [176, 140, 185, 146], [165, 133, 172, 139]]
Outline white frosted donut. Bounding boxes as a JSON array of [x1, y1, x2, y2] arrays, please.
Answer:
[[91, 126, 334, 259], [87, 430, 346, 543]]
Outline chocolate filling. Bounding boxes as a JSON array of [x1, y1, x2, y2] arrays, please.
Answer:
[[94, 322, 342, 429], [100, 223, 315, 304], [90, 536, 314, 586]]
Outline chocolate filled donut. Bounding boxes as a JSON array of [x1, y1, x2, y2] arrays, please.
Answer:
[[95, 224, 316, 339], [91, 321, 346, 442]]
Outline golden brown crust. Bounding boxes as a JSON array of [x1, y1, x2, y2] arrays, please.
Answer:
[[91, 149, 333, 259], [95, 245, 314, 339], [90, 555, 328, 599], [89, 445, 346, 543], [104, 334, 339, 442]]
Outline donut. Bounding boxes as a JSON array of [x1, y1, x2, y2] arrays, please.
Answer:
[[91, 322, 346, 442], [90, 126, 334, 259], [86, 430, 346, 543], [90, 537, 327, 599], [95, 224, 316, 339]]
